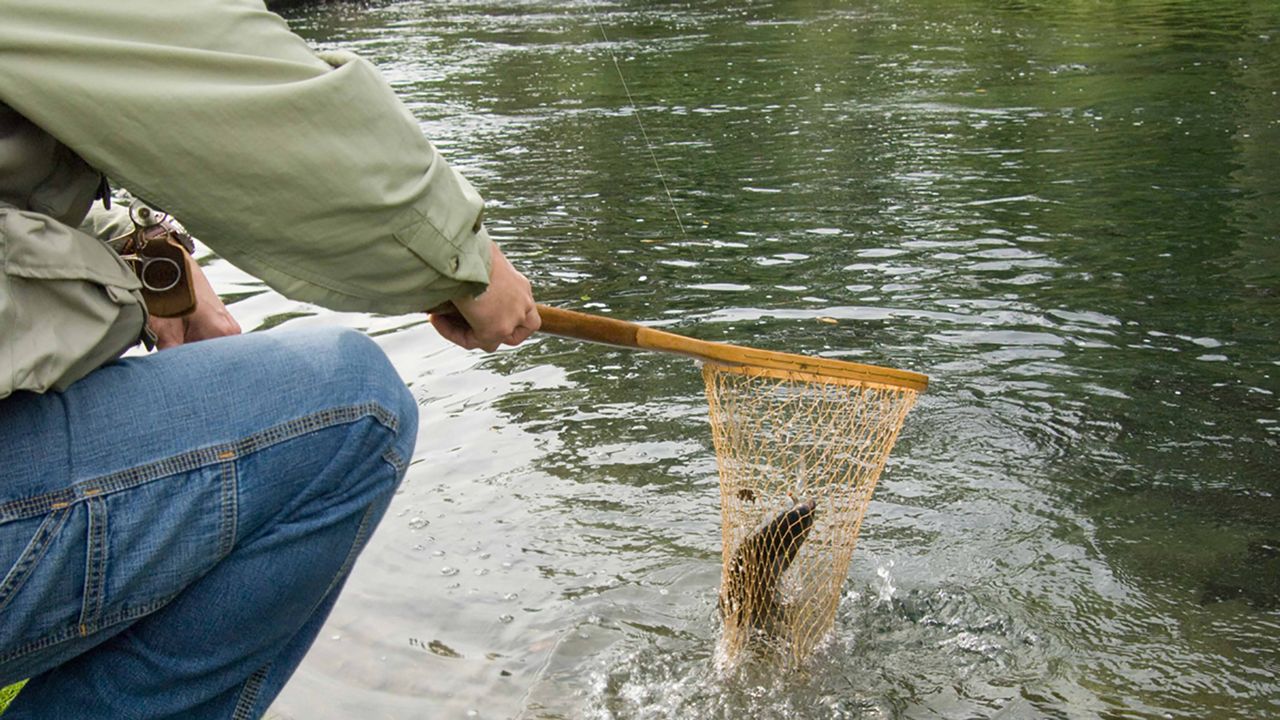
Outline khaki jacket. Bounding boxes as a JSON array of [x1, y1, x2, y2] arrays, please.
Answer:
[[0, 0, 493, 397]]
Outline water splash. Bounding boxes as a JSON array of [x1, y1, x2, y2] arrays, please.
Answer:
[[874, 558, 897, 604]]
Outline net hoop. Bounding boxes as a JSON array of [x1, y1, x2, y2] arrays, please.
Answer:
[[702, 360, 923, 392], [629, 324, 928, 393]]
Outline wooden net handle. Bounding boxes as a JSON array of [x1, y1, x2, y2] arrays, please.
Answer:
[[536, 303, 647, 349], [536, 304, 928, 392]]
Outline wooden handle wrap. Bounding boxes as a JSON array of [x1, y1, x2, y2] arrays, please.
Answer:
[[535, 304, 929, 392]]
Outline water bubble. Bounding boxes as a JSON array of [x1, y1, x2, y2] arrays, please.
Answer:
[[441, 566, 459, 576], [503, 592, 519, 601], [408, 516, 429, 530], [499, 614, 514, 624]]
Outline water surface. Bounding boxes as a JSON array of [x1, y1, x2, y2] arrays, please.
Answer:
[[212, 1, 1277, 717]]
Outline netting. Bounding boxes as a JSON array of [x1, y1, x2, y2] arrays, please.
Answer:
[[703, 362, 919, 666]]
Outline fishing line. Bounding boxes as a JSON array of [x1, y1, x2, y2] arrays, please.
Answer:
[[588, 4, 688, 239]]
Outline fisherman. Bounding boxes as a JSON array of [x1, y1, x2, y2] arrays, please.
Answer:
[[0, 2, 539, 717]]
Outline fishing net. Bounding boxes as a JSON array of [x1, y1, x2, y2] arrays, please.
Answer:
[[533, 304, 925, 666], [703, 362, 920, 666]]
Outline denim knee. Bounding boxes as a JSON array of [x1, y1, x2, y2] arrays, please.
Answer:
[[0, 325, 420, 705], [280, 325, 419, 456]]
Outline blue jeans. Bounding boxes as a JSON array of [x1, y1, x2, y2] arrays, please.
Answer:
[[0, 326, 418, 719]]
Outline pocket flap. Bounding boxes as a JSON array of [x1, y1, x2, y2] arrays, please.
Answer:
[[2, 209, 142, 291]]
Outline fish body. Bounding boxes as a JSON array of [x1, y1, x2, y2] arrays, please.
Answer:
[[721, 497, 817, 636]]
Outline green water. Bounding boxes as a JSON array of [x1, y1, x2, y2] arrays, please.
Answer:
[[222, 1, 1280, 717]]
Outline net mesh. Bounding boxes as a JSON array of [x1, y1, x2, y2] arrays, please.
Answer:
[[703, 362, 919, 666]]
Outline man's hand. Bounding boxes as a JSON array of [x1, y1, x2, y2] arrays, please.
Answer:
[[429, 243, 540, 352], [148, 259, 242, 350]]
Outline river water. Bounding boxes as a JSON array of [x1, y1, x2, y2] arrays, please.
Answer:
[[215, 1, 1280, 717]]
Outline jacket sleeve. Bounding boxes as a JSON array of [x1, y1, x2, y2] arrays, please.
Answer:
[[0, 0, 491, 314]]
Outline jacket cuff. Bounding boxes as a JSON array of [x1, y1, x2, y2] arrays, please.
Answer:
[[391, 156, 492, 299]]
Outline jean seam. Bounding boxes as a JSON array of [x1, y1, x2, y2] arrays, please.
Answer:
[[325, 498, 380, 606], [77, 495, 108, 635], [0, 402, 401, 524], [217, 456, 238, 559], [0, 507, 72, 615], [383, 444, 409, 476], [0, 593, 176, 666], [231, 663, 271, 720]]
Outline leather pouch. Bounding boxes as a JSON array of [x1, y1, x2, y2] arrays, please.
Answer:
[[111, 203, 197, 318]]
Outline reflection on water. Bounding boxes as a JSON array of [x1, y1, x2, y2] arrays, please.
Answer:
[[213, 0, 1280, 717]]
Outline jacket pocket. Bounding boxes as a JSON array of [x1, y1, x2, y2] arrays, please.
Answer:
[[1, 208, 147, 397]]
